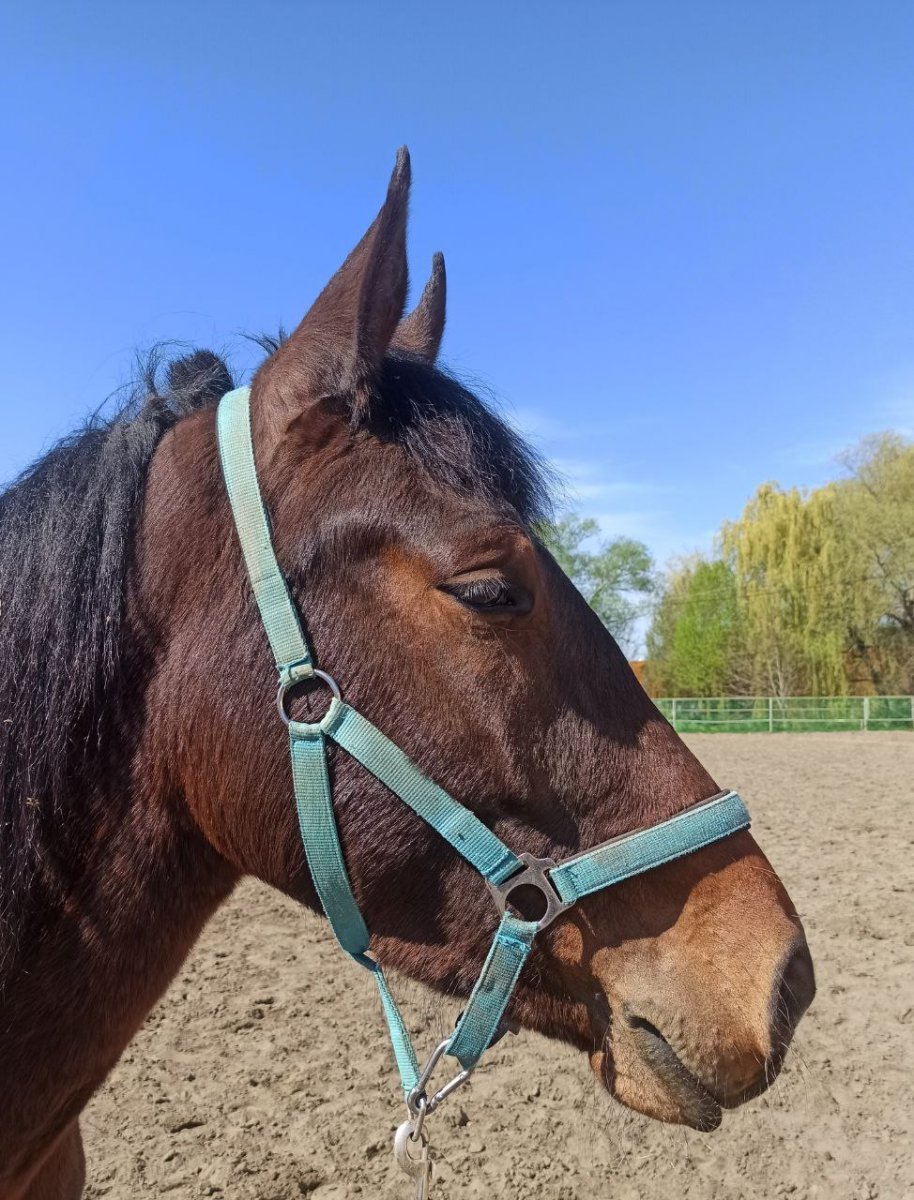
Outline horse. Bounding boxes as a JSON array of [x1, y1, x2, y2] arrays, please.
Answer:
[[0, 149, 814, 1199]]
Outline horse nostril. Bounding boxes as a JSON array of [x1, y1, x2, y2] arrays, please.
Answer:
[[772, 937, 815, 1051]]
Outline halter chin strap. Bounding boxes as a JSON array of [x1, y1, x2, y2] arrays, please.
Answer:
[[216, 386, 751, 1100]]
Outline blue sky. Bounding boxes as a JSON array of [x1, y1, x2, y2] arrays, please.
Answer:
[[2, 2, 913, 580]]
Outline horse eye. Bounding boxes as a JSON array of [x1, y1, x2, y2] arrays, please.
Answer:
[[441, 576, 531, 613]]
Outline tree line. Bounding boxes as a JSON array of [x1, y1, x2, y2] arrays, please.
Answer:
[[648, 434, 914, 696], [545, 433, 914, 697]]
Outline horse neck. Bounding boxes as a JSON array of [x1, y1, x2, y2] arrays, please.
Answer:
[[0, 760, 238, 1184]]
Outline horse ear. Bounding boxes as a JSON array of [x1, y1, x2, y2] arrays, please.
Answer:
[[260, 148, 411, 423], [391, 253, 446, 361]]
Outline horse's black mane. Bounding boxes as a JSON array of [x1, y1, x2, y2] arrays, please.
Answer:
[[0, 344, 549, 941], [0, 350, 234, 946]]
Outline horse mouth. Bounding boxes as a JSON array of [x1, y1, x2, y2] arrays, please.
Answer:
[[593, 1009, 723, 1132]]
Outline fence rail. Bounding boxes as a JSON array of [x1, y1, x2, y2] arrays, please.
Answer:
[[654, 695, 914, 733]]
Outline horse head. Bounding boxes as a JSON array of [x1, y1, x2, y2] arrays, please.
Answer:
[[139, 149, 814, 1132]]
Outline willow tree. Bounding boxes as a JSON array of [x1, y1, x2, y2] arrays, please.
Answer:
[[722, 483, 850, 695]]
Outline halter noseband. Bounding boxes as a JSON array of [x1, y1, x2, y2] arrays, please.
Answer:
[[216, 386, 750, 1121]]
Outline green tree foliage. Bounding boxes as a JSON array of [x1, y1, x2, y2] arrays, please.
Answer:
[[836, 434, 914, 691], [722, 483, 849, 695], [540, 513, 655, 655], [646, 433, 914, 696], [645, 558, 743, 696]]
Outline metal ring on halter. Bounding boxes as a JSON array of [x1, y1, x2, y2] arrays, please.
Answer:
[[486, 852, 571, 930], [276, 669, 342, 726]]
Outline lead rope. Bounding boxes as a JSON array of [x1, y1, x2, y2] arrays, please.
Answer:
[[215, 386, 752, 1197]]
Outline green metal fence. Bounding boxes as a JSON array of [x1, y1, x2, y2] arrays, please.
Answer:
[[654, 695, 914, 733]]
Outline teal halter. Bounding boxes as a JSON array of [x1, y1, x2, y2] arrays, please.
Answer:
[[216, 386, 750, 1113]]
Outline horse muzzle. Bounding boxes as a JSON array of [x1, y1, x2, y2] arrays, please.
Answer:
[[577, 833, 816, 1129]]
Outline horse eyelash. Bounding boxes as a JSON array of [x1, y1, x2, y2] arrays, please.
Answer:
[[443, 576, 516, 608]]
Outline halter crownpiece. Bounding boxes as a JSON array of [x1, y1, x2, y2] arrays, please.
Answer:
[[216, 386, 751, 1184]]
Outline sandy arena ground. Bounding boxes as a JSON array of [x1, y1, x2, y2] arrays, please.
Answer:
[[82, 733, 913, 1199]]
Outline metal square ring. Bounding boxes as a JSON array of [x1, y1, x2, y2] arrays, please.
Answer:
[[486, 853, 571, 929]]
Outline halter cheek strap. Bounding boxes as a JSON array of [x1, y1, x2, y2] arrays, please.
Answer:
[[216, 386, 751, 1104]]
